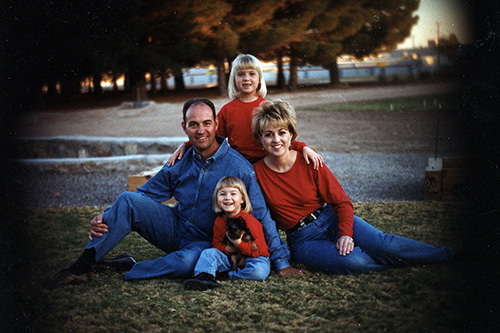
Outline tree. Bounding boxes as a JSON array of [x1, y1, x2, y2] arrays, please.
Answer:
[[437, 33, 461, 65], [6, 0, 421, 109], [266, 0, 327, 90], [306, 1, 369, 84], [250, 0, 420, 87], [200, 0, 283, 96], [339, 0, 420, 82]]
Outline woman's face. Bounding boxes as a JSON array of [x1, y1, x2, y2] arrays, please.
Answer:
[[259, 122, 293, 158], [235, 68, 260, 96]]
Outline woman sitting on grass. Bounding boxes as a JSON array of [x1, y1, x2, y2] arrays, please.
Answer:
[[251, 100, 454, 274], [183, 176, 270, 290]]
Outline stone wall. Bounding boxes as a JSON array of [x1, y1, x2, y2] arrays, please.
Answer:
[[9, 136, 185, 159]]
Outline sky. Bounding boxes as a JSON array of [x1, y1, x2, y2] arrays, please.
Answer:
[[397, 0, 474, 49]]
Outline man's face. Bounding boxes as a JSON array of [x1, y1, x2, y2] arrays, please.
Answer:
[[182, 103, 218, 157]]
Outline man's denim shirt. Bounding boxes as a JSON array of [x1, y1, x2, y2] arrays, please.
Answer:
[[137, 137, 291, 271]]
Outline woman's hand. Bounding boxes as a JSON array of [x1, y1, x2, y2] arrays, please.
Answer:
[[89, 214, 108, 240], [166, 143, 186, 167], [302, 146, 324, 170], [226, 231, 243, 246], [336, 236, 355, 256]]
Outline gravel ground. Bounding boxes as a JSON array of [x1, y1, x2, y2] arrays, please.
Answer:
[[11, 152, 433, 208]]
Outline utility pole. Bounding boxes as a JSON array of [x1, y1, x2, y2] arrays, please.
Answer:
[[436, 22, 441, 69]]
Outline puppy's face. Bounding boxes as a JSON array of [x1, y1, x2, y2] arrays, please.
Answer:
[[226, 217, 246, 240]]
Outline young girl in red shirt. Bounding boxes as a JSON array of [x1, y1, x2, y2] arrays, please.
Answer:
[[167, 54, 323, 167], [183, 176, 271, 291]]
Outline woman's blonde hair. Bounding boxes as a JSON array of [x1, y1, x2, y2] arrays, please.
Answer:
[[228, 54, 267, 99], [252, 99, 298, 142], [212, 176, 252, 214]]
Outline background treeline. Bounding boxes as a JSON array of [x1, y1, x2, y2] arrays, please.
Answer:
[[4, 0, 422, 108]]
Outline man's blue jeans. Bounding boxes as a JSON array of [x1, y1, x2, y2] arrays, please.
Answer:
[[287, 206, 454, 274], [194, 248, 271, 281], [85, 192, 211, 280]]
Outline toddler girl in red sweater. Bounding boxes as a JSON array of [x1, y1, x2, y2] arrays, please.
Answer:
[[183, 176, 270, 290]]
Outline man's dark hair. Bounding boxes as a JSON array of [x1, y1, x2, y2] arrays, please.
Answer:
[[182, 98, 217, 123]]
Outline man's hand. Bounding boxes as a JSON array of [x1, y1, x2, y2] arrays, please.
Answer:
[[278, 266, 309, 275], [89, 214, 108, 240]]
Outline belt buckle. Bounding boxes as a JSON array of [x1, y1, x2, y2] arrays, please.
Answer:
[[299, 213, 316, 227]]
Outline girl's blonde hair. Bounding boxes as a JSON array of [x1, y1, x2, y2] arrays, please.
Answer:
[[212, 176, 253, 214], [228, 54, 267, 100], [252, 99, 298, 142]]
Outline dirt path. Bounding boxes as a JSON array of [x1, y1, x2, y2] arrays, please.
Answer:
[[15, 81, 465, 154]]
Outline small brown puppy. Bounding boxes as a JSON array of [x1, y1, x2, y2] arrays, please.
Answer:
[[225, 216, 258, 271]]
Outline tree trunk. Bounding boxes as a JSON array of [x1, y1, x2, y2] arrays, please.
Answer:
[[216, 59, 228, 97], [25, 81, 45, 111], [160, 72, 169, 93], [46, 78, 58, 103], [174, 67, 185, 91], [130, 71, 148, 107], [288, 56, 298, 90], [328, 60, 340, 85], [277, 55, 286, 89], [112, 72, 119, 93], [149, 73, 156, 98], [124, 72, 131, 92], [93, 73, 103, 95], [60, 76, 80, 98]]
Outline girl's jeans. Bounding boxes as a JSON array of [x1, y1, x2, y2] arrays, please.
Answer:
[[194, 248, 271, 281]]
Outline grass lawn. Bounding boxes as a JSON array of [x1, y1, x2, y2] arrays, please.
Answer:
[[8, 201, 484, 332]]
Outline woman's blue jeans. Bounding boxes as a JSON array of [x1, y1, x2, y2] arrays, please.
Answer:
[[85, 192, 211, 280], [194, 248, 271, 281], [287, 206, 454, 274]]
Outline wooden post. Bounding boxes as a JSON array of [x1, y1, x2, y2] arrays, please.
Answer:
[[127, 167, 177, 206], [425, 157, 469, 201]]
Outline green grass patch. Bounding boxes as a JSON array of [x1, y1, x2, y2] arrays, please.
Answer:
[[20, 202, 472, 332], [299, 93, 462, 112]]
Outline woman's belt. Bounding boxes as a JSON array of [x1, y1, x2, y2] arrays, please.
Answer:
[[286, 203, 328, 235]]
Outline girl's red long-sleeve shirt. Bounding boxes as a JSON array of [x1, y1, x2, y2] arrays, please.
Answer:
[[253, 154, 354, 238], [184, 97, 307, 162], [212, 212, 270, 257]]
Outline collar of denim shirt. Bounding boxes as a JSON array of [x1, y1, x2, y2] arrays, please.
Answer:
[[191, 136, 228, 164]]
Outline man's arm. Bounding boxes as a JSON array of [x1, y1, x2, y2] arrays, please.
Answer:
[[136, 164, 175, 203], [241, 171, 291, 272]]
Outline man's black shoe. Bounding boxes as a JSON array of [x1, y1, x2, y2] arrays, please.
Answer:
[[183, 273, 220, 291], [94, 253, 136, 273]]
